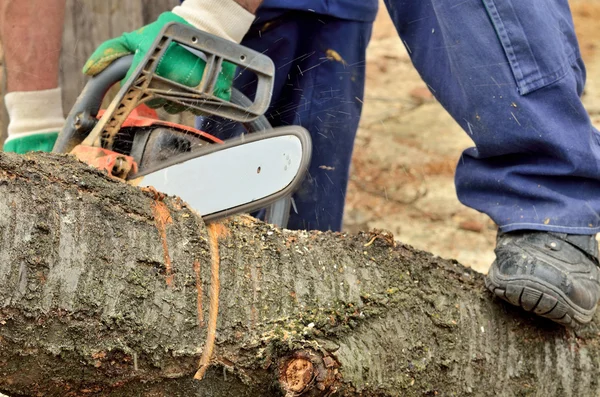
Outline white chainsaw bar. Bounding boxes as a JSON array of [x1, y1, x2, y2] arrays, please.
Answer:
[[131, 126, 312, 222]]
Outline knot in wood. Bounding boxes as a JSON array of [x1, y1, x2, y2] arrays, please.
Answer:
[[284, 358, 314, 393], [279, 349, 340, 396]]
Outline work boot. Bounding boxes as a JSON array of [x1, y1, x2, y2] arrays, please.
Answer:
[[485, 231, 600, 327]]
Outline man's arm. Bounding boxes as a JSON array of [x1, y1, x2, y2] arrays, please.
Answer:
[[234, 0, 264, 13], [0, 0, 66, 92], [0, 0, 67, 153]]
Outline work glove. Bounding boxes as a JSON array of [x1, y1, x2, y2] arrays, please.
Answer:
[[3, 131, 58, 154], [3, 88, 65, 154], [83, 0, 255, 114]]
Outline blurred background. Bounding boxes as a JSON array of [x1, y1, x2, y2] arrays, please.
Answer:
[[1, 0, 598, 273]]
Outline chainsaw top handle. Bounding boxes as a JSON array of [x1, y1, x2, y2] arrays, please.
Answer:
[[53, 22, 275, 154]]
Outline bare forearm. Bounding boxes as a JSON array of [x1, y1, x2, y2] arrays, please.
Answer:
[[234, 0, 263, 14], [0, 0, 66, 92]]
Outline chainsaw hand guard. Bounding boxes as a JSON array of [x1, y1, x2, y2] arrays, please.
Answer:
[[53, 22, 275, 162]]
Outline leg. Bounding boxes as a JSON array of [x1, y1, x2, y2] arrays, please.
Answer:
[[383, 0, 599, 233], [231, 11, 372, 232], [383, 0, 600, 326], [0, 0, 66, 152]]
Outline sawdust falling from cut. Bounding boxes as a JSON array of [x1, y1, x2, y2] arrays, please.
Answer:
[[151, 200, 174, 287], [326, 49, 347, 66], [195, 222, 230, 380]]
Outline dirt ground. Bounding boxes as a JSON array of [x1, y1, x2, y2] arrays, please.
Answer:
[[342, 0, 600, 274]]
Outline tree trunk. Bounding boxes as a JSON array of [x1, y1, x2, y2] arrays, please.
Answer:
[[0, 152, 598, 397]]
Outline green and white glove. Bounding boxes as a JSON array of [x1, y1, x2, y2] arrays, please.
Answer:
[[3, 87, 64, 154], [82, 0, 255, 113]]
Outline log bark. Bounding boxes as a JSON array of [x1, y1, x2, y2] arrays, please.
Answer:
[[0, 152, 599, 397]]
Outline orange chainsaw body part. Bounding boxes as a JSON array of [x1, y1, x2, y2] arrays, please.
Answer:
[[72, 104, 223, 178], [71, 145, 138, 179], [96, 105, 224, 144]]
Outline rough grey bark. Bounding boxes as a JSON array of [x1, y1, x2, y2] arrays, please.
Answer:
[[0, 152, 599, 397]]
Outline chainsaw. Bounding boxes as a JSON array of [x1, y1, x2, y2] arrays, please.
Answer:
[[52, 22, 312, 226]]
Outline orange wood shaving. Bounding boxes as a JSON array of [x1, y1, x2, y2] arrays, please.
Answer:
[[194, 222, 227, 380], [151, 200, 174, 287]]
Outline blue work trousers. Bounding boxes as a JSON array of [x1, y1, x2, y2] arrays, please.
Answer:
[[213, 12, 372, 232], [383, 0, 600, 234], [207, 0, 600, 235]]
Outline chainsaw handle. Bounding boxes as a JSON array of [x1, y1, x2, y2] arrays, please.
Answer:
[[52, 55, 133, 153], [81, 22, 276, 150], [55, 23, 276, 154]]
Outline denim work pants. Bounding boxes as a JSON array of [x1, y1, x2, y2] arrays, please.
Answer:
[[206, 11, 373, 232], [384, 0, 600, 234], [203, 0, 600, 234]]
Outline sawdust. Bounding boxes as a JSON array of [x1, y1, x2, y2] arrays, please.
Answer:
[[326, 49, 347, 66], [194, 221, 229, 380], [148, 192, 174, 287]]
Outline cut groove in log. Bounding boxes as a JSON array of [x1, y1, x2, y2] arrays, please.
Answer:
[[0, 152, 599, 397]]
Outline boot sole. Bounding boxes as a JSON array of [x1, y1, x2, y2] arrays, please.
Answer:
[[485, 265, 596, 327]]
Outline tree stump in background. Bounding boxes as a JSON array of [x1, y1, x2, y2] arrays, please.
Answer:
[[0, 0, 188, 143]]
